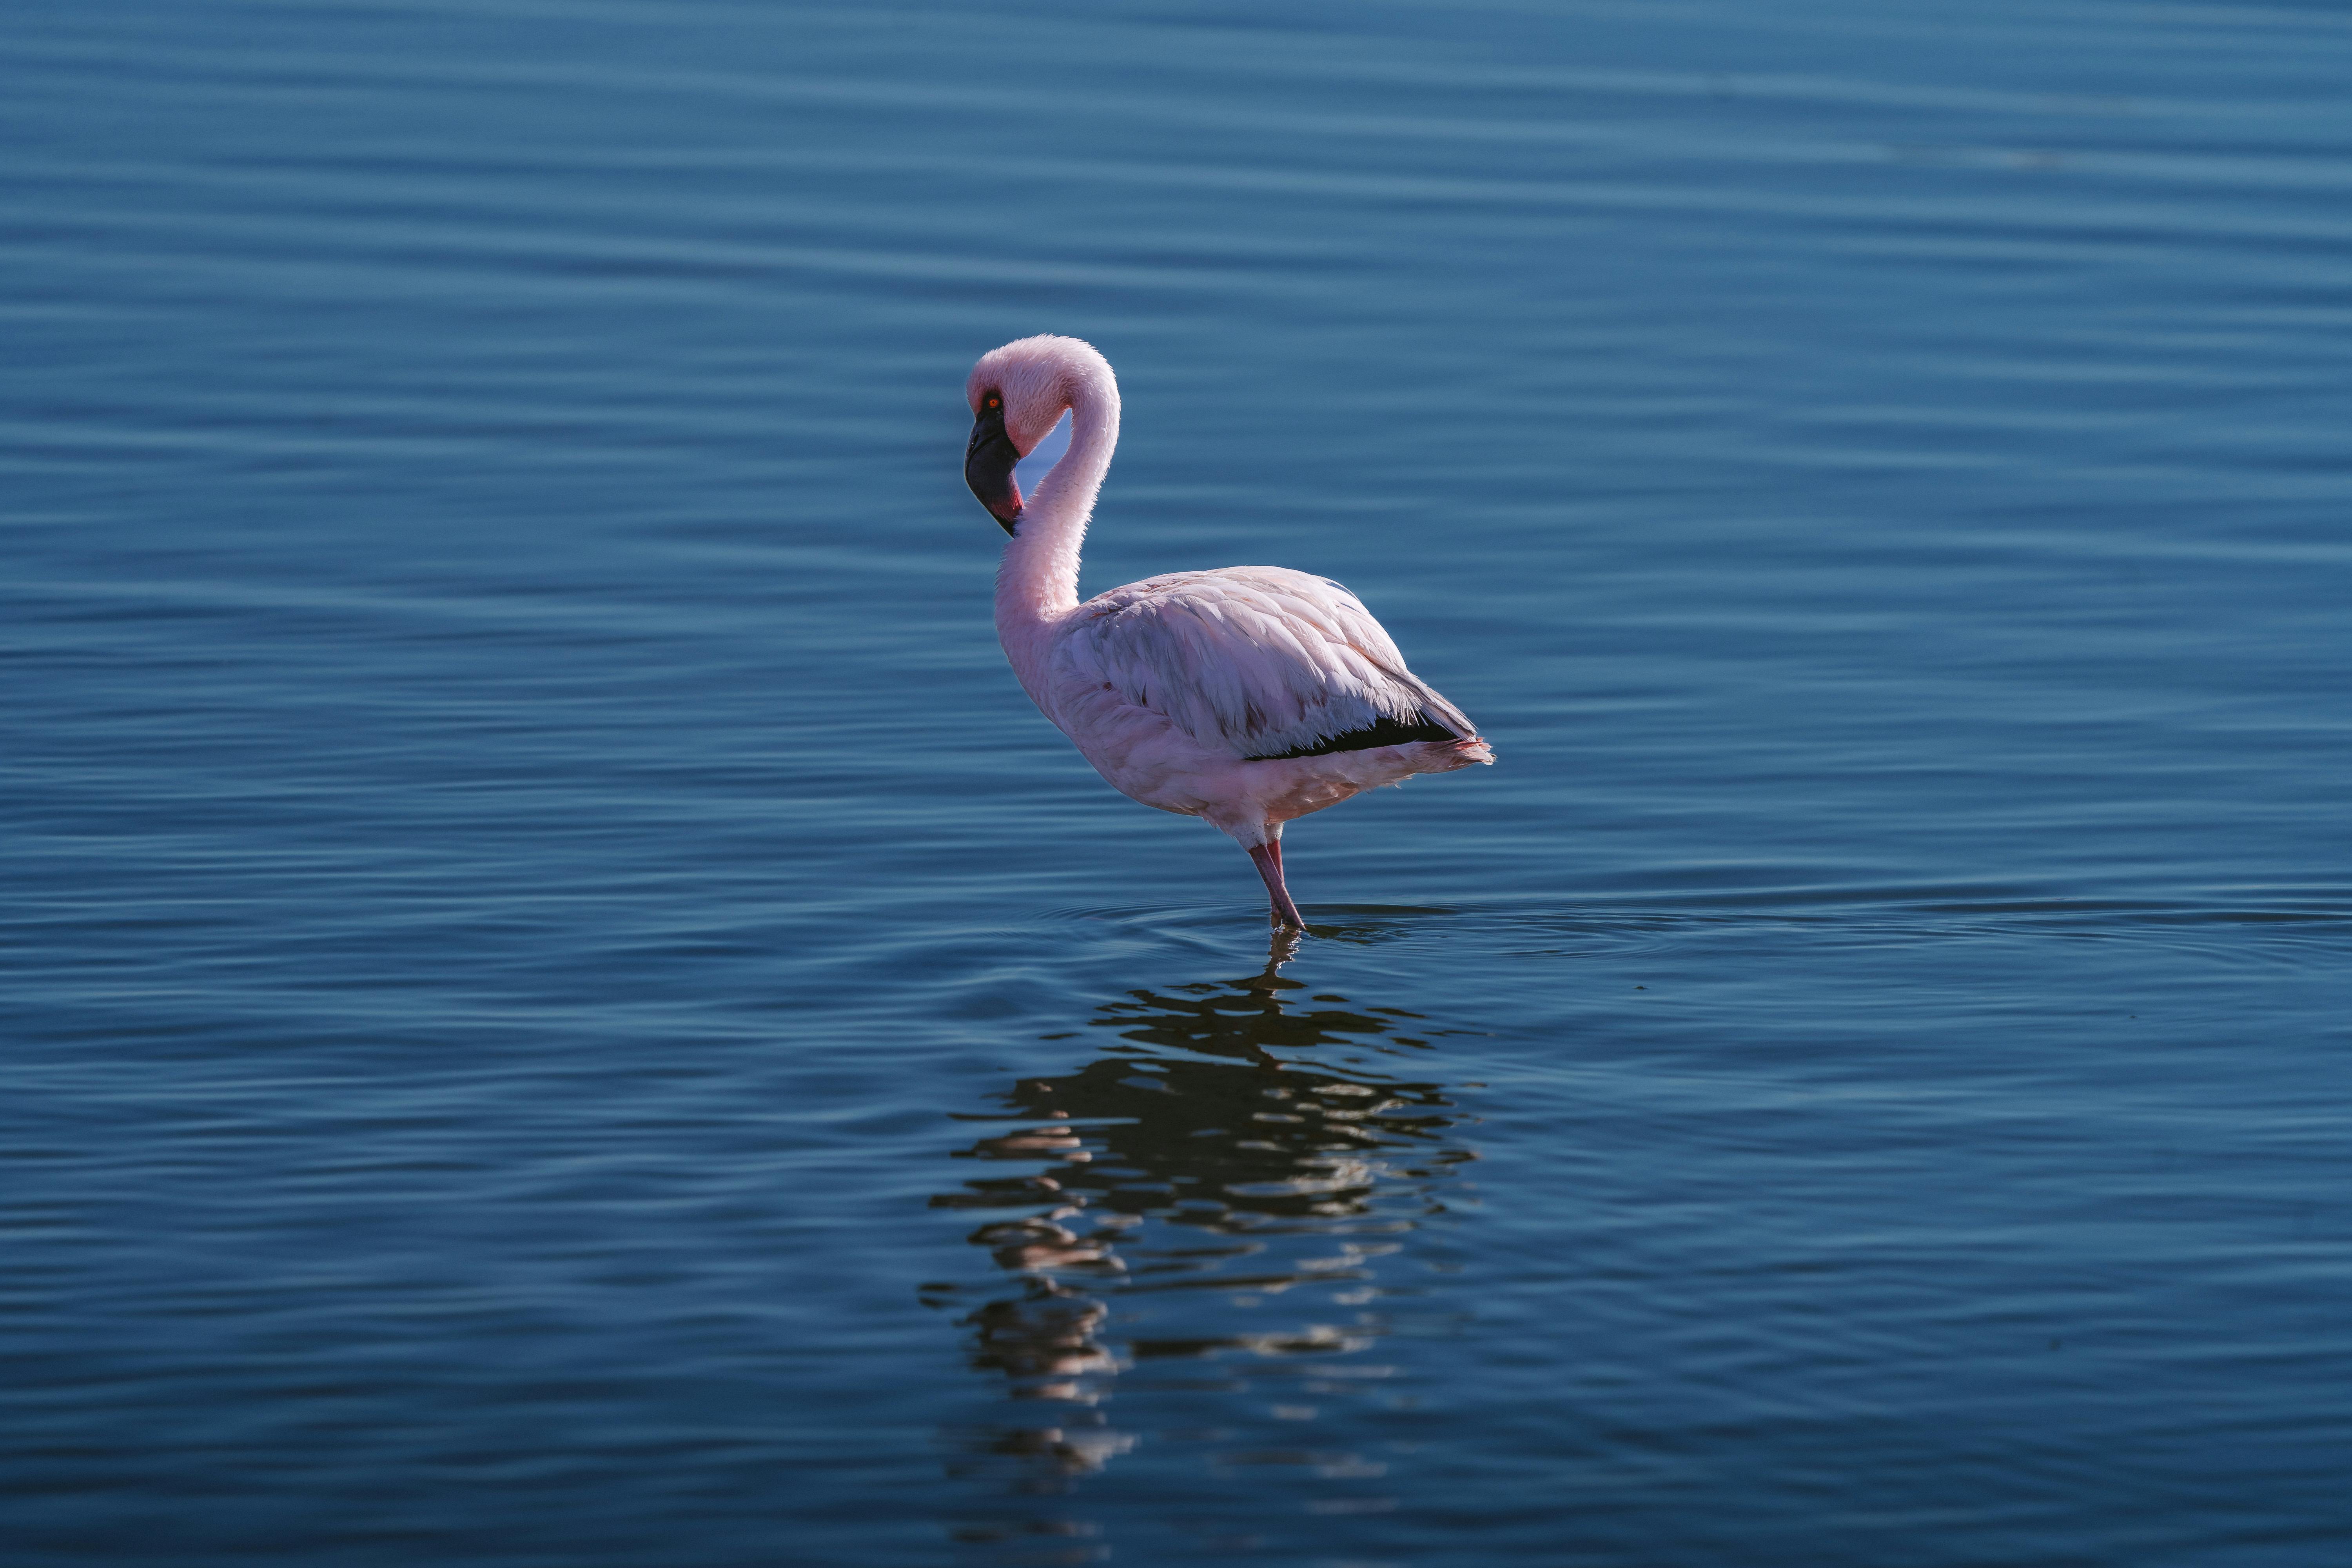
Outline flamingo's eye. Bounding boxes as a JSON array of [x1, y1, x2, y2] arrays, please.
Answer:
[[985, 395, 1002, 410]]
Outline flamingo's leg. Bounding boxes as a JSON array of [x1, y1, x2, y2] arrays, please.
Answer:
[[1246, 837, 1303, 930]]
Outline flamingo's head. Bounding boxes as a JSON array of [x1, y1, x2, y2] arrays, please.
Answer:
[[964, 335, 1110, 535]]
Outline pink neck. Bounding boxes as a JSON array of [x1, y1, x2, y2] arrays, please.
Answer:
[[995, 358, 1121, 694]]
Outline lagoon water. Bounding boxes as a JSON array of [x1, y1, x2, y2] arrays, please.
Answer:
[[7, 2, 2352, 1563]]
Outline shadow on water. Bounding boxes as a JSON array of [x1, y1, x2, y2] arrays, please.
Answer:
[[924, 933, 1483, 1556]]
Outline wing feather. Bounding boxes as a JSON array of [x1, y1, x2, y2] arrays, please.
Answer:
[[1053, 567, 1474, 759]]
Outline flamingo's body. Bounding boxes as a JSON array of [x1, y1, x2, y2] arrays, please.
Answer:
[[964, 335, 1491, 928]]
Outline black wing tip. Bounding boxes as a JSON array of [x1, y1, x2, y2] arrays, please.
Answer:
[[1243, 714, 1461, 761]]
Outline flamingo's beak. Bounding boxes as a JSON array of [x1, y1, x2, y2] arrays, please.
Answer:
[[965, 399, 1024, 535]]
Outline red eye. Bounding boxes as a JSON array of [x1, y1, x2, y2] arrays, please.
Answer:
[[986, 396, 1001, 409]]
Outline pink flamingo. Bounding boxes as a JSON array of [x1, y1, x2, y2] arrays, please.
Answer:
[[964, 335, 1493, 929]]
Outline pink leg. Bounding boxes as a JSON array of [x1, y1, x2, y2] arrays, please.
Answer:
[[1246, 838, 1303, 930]]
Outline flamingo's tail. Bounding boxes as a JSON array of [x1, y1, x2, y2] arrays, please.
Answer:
[[1415, 736, 1493, 771]]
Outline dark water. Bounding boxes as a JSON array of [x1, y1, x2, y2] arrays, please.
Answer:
[[7, 1, 2351, 1563]]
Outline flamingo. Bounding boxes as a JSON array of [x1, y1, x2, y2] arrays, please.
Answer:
[[963, 334, 1492, 930]]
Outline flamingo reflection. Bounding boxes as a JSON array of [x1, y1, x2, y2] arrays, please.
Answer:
[[927, 935, 1480, 1545]]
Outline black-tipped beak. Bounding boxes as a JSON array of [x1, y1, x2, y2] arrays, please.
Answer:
[[965, 401, 1024, 535]]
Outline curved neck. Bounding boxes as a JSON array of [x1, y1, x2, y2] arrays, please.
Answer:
[[995, 364, 1120, 688]]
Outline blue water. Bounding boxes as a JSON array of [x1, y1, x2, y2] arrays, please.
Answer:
[[7, 2, 2351, 1563]]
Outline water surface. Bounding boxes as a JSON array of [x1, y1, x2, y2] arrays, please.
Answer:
[[6, 1, 2350, 1563]]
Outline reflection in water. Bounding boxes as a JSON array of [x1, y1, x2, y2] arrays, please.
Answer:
[[927, 936, 1481, 1555]]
